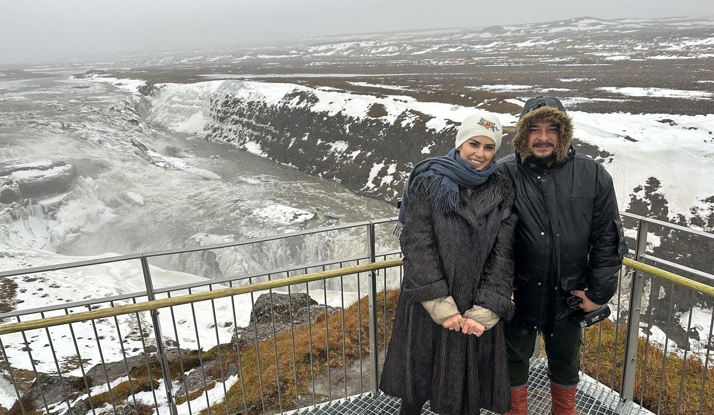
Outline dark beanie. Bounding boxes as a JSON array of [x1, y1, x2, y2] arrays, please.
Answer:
[[519, 96, 567, 118]]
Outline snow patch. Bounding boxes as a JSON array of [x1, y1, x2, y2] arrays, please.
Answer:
[[251, 204, 316, 226], [365, 162, 385, 190], [468, 84, 534, 92], [243, 141, 267, 157], [598, 87, 713, 100]]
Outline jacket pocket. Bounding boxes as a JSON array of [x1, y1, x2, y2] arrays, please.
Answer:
[[560, 272, 585, 292]]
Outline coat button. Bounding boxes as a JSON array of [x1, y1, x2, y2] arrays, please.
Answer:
[[538, 282, 542, 286], [540, 232, 545, 236], [556, 234, 560, 237], [537, 176, 541, 179]]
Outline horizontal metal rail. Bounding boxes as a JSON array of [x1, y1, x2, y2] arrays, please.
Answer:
[[621, 211, 714, 240], [623, 258, 714, 298], [1, 257, 710, 335], [0, 217, 399, 279], [0, 258, 402, 335], [642, 254, 714, 283], [0, 249, 403, 321]]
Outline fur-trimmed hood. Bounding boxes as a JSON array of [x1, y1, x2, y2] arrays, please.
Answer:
[[512, 106, 573, 163]]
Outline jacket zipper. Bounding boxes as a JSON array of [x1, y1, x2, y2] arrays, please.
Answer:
[[536, 168, 561, 331]]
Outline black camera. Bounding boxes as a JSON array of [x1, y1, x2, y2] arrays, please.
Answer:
[[566, 296, 611, 328], [566, 295, 583, 310]]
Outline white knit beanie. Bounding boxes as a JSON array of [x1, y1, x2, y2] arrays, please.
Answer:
[[455, 111, 503, 152]]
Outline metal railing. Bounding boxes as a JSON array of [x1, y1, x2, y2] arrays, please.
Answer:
[[580, 212, 714, 415], [0, 214, 712, 415]]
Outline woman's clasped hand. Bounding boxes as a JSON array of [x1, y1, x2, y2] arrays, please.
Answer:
[[441, 314, 485, 336]]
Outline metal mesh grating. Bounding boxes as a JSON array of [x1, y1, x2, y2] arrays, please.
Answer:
[[289, 357, 654, 415]]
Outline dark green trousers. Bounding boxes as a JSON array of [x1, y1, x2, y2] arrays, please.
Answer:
[[505, 321, 582, 387]]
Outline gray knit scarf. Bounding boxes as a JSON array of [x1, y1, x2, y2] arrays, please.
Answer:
[[395, 148, 497, 236]]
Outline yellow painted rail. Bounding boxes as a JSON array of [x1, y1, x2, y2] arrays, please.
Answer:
[[0, 258, 403, 336], [623, 257, 714, 298], [0, 257, 710, 336]]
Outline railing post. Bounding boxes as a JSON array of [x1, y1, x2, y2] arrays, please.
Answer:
[[620, 219, 649, 402], [141, 257, 178, 415], [367, 222, 380, 395]]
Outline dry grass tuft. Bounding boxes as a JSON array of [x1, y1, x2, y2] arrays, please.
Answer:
[[85, 376, 158, 409], [135, 402, 154, 415], [175, 381, 217, 405], [7, 393, 36, 415]]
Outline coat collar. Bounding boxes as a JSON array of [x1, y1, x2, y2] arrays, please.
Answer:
[[453, 174, 504, 226]]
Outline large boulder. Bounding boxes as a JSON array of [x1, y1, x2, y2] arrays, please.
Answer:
[[250, 292, 317, 325], [0, 160, 78, 201], [0, 182, 21, 204], [233, 292, 341, 347]]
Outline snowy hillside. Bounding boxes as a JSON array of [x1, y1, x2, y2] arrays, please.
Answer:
[[83, 17, 714, 67], [140, 78, 714, 222]]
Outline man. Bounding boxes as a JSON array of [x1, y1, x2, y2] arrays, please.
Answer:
[[497, 97, 627, 415]]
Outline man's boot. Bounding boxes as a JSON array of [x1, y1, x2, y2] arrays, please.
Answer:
[[505, 385, 528, 415], [550, 382, 576, 415]]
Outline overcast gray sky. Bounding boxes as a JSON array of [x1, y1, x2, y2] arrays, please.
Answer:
[[1, 0, 712, 65]]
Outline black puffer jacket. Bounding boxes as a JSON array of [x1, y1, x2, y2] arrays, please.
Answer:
[[498, 148, 627, 332]]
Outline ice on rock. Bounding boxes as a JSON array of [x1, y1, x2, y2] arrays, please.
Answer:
[[251, 204, 316, 226]]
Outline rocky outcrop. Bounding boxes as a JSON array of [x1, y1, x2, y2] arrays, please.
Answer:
[[165, 145, 193, 158], [0, 181, 20, 204], [0, 160, 78, 203], [200, 85, 610, 202], [232, 292, 340, 347], [205, 90, 459, 201]]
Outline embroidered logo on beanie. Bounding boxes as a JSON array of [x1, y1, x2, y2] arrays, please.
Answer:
[[478, 118, 499, 132]]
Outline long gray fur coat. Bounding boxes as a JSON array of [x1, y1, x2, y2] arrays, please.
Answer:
[[380, 172, 517, 415]]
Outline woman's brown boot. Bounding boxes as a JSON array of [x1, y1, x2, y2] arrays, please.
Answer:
[[505, 385, 528, 415], [550, 382, 576, 415]]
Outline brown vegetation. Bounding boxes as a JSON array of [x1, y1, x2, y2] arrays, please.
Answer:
[[7, 393, 37, 415], [129, 350, 204, 382], [175, 381, 216, 405], [0, 278, 18, 314], [85, 375, 158, 409], [582, 319, 714, 415], [201, 289, 400, 415]]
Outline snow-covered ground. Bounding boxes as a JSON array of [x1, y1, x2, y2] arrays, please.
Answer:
[[571, 111, 714, 218]]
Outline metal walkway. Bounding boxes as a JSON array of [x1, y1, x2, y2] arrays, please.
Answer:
[[290, 357, 653, 415]]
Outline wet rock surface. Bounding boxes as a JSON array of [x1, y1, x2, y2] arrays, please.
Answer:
[[0, 160, 78, 203], [233, 292, 341, 347]]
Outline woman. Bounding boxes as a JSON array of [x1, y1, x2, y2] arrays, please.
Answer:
[[381, 111, 517, 415]]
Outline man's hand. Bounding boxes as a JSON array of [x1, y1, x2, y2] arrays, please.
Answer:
[[569, 290, 601, 312], [442, 314, 464, 331], [461, 318, 485, 336]]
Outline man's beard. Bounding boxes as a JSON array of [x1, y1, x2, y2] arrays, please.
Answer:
[[532, 152, 556, 165]]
